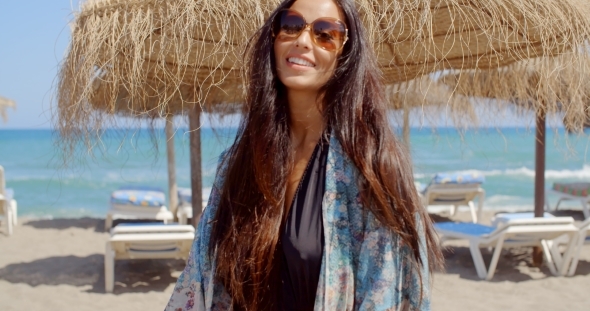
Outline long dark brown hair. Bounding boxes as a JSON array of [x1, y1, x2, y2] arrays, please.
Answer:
[[210, 0, 443, 309]]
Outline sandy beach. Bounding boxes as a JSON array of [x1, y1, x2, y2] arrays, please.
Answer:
[[1, 210, 589, 311]]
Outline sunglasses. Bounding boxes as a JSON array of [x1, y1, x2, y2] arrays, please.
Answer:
[[272, 9, 348, 52]]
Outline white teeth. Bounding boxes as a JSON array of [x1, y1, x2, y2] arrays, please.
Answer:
[[288, 57, 315, 67]]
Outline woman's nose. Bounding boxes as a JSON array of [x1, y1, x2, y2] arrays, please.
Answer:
[[294, 27, 313, 50]]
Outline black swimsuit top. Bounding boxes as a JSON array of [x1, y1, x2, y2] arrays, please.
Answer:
[[280, 136, 329, 311]]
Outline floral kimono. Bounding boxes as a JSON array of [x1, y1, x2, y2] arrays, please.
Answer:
[[165, 135, 431, 311]]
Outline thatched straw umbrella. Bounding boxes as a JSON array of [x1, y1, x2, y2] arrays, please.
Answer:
[[441, 54, 590, 264], [56, 0, 590, 226], [0, 96, 16, 123]]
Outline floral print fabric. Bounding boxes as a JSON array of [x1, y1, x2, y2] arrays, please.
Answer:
[[165, 135, 431, 311]]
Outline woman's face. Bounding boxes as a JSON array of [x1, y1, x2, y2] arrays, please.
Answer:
[[273, 0, 345, 93]]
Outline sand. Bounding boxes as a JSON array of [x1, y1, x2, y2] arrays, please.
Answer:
[[1, 211, 589, 311]]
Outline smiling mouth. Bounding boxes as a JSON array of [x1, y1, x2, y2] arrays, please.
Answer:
[[287, 57, 315, 67]]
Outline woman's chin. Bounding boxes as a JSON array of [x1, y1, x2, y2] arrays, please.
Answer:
[[281, 78, 326, 93]]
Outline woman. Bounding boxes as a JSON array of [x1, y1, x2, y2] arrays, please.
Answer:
[[166, 0, 442, 310]]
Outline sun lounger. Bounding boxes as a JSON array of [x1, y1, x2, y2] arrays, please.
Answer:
[[545, 182, 590, 219], [0, 165, 17, 236], [104, 223, 195, 292], [105, 186, 174, 230], [176, 187, 209, 225], [488, 211, 590, 277], [420, 172, 485, 223], [435, 217, 579, 280]]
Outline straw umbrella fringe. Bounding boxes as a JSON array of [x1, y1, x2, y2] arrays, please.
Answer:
[[0, 96, 16, 123]]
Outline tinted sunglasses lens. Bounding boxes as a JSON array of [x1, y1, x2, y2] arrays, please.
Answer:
[[276, 11, 305, 40], [312, 19, 346, 51]]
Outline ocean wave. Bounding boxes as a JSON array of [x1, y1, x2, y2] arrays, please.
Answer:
[[479, 195, 532, 211], [8, 175, 46, 182], [485, 194, 525, 204], [418, 165, 590, 180]]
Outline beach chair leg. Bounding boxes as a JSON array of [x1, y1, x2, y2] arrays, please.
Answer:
[[105, 242, 115, 293], [547, 240, 562, 271], [4, 201, 13, 236], [581, 200, 590, 219], [476, 191, 485, 224], [11, 200, 17, 227], [450, 205, 457, 216], [541, 240, 558, 276], [178, 211, 187, 225], [105, 214, 113, 231], [7, 208, 12, 236], [566, 233, 586, 276], [557, 233, 579, 276], [468, 241, 488, 280], [468, 202, 477, 223], [485, 238, 505, 280]]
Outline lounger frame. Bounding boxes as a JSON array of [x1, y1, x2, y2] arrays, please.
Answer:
[[437, 217, 579, 280], [545, 189, 590, 219]]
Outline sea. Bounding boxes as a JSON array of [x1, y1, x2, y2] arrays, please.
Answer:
[[2, 127, 590, 219]]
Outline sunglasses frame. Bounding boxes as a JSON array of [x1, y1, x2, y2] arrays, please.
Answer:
[[272, 9, 349, 52]]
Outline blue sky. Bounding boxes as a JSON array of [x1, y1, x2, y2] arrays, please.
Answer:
[[0, 2, 550, 130], [0, 1, 73, 129]]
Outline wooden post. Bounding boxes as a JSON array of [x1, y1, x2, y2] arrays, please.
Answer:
[[402, 104, 410, 147], [165, 115, 179, 218], [189, 106, 203, 227], [533, 108, 546, 266]]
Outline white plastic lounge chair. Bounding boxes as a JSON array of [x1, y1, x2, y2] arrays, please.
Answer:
[[488, 212, 590, 277], [420, 172, 485, 223], [105, 186, 174, 230], [435, 217, 579, 280], [176, 187, 209, 225], [0, 165, 17, 236], [104, 223, 195, 292], [545, 182, 590, 219]]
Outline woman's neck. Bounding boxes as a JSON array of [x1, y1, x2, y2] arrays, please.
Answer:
[[287, 89, 325, 149]]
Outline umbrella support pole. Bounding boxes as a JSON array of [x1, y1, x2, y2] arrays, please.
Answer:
[[533, 109, 546, 266], [165, 116, 179, 220], [189, 106, 203, 227], [402, 104, 410, 147]]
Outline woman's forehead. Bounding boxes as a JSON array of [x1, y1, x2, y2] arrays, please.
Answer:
[[289, 0, 344, 22]]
